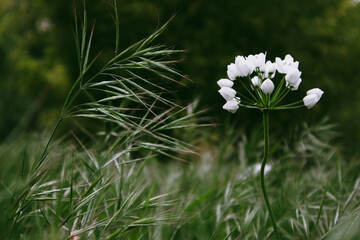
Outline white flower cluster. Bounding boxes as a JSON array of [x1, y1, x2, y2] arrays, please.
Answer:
[[217, 53, 323, 113], [217, 79, 240, 113]]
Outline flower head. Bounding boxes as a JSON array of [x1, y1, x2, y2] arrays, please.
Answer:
[[218, 52, 322, 112]]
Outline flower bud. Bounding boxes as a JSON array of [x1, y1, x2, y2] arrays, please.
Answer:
[[285, 68, 302, 85], [306, 88, 324, 99], [227, 63, 240, 80], [223, 98, 240, 113], [303, 94, 319, 109], [303, 88, 324, 108], [218, 87, 236, 101], [251, 76, 260, 87], [217, 78, 234, 88], [264, 61, 276, 78], [260, 79, 275, 94]]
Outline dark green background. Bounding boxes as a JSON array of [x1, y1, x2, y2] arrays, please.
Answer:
[[1, 0, 359, 147]]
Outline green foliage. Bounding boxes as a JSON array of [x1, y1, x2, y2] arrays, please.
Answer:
[[1, 117, 360, 239]]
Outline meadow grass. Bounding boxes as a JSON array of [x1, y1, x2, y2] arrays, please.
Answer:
[[1, 119, 360, 239]]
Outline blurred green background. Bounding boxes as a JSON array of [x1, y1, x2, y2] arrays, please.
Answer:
[[1, 0, 360, 148]]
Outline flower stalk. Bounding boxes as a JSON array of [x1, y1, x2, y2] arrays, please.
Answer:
[[261, 110, 280, 240], [217, 52, 324, 238]]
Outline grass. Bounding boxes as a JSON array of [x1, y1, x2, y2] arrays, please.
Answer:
[[1, 119, 360, 239], [1, 1, 360, 239]]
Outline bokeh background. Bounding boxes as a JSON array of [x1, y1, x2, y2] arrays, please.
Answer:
[[1, 0, 360, 148]]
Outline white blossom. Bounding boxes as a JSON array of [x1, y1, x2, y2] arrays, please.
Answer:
[[306, 88, 324, 99], [275, 54, 299, 74], [223, 98, 240, 113], [247, 53, 266, 70], [227, 63, 240, 80], [217, 78, 234, 88], [264, 61, 276, 78], [291, 78, 302, 91], [235, 56, 253, 76], [303, 94, 319, 109], [251, 76, 260, 87], [285, 68, 302, 85], [261, 79, 275, 94], [219, 87, 236, 101], [303, 88, 323, 109]]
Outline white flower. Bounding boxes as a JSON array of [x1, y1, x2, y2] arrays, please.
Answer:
[[227, 63, 240, 80], [291, 78, 302, 91], [275, 54, 299, 74], [285, 68, 302, 85], [251, 76, 260, 87], [235, 56, 253, 76], [303, 94, 319, 109], [217, 78, 234, 88], [219, 87, 236, 101], [303, 88, 323, 109], [306, 88, 324, 99], [264, 61, 276, 78], [223, 98, 240, 113], [247, 53, 266, 70], [261, 79, 275, 94]]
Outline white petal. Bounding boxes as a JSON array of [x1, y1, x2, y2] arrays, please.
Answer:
[[291, 78, 302, 91], [285, 68, 302, 85], [275, 57, 288, 74], [227, 63, 239, 80], [276, 55, 299, 74], [235, 56, 253, 76], [284, 54, 294, 63], [257, 52, 267, 70], [251, 76, 260, 86], [303, 94, 319, 109], [246, 54, 256, 69], [306, 88, 324, 99], [217, 78, 234, 88], [265, 61, 276, 78], [223, 98, 240, 113]]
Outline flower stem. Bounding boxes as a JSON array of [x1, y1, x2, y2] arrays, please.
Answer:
[[261, 110, 280, 239]]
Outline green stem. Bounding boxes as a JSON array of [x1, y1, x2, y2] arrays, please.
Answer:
[[261, 110, 280, 240], [34, 117, 63, 172]]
